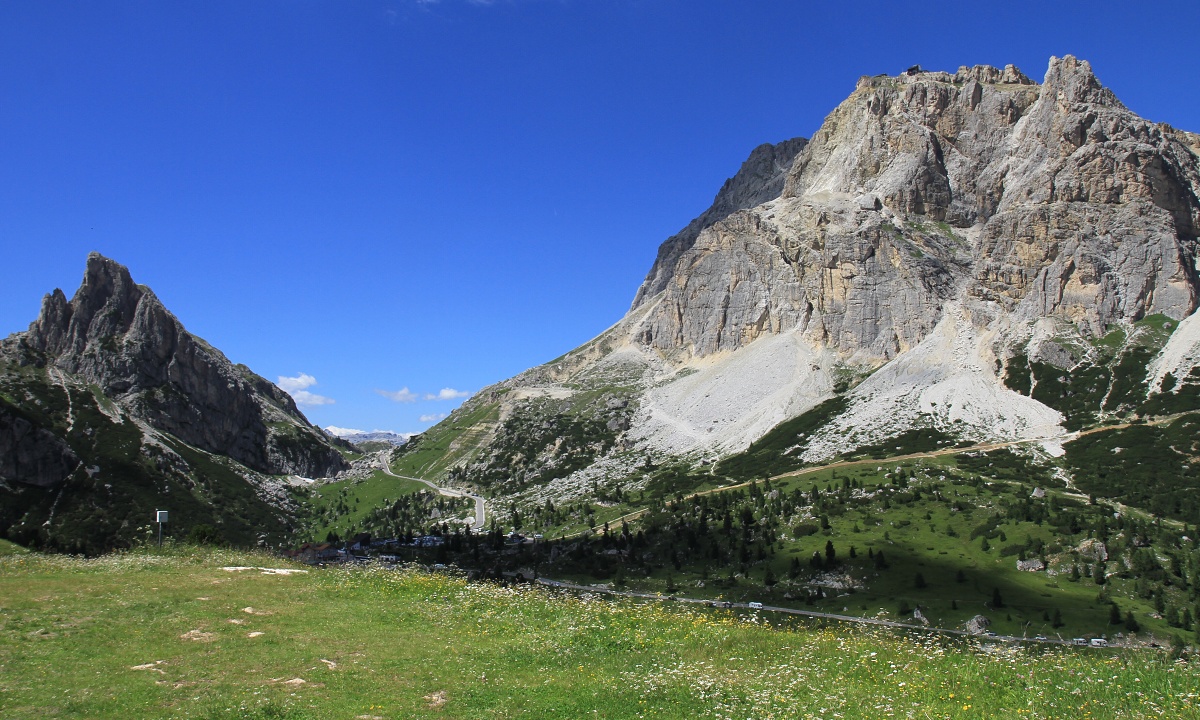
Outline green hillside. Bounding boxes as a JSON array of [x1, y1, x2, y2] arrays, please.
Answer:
[[0, 362, 300, 554]]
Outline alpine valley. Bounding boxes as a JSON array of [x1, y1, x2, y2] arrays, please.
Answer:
[[6, 56, 1200, 642]]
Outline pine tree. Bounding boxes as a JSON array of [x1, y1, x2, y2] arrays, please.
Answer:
[[992, 587, 1004, 608], [1124, 610, 1141, 633], [914, 573, 927, 589], [1052, 609, 1064, 628]]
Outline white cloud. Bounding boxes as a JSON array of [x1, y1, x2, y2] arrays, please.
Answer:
[[325, 426, 366, 437], [292, 391, 335, 406], [425, 387, 471, 401], [277, 373, 335, 406], [376, 387, 419, 403], [277, 373, 317, 393], [419, 413, 448, 423]]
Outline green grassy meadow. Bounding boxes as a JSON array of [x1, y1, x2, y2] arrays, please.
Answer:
[[2, 546, 1197, 719], [302, 470, 436, 540]]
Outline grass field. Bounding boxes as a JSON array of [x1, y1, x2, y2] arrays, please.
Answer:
[[2, 546, 1197, 719], [302, 470, 438, 540]]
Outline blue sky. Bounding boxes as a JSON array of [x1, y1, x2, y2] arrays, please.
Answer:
[[1, 0, 1197, 435]]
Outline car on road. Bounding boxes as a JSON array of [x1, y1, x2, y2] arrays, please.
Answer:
[[748, 602, 764, 609], [1034, 635, 1048, 641]]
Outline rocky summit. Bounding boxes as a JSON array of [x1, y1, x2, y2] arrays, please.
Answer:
[[393, 56, 1200, 510], [0, 254, 347, 552]]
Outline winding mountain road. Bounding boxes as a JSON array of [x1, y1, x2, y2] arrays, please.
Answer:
[[375, 452, 487, 531]]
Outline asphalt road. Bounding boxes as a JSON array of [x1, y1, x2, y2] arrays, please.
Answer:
[[534, 578, 1119, 649], [376, 452, 487, 531]]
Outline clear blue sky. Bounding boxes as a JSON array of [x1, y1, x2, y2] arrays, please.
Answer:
[[2, 0, 1197, 434]]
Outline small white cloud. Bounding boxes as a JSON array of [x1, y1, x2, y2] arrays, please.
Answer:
[[277, 373, 317, 393], [425, 387, 471, 401], [376, 387, 419, 403], [278, 374, 334, 406], [293, 390, 335, 406], [419, 413, 448, 423], [324, 426, 366, 437]]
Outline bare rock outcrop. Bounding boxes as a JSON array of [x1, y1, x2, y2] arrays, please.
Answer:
[[965, 614, 992, 635], [632, 137, 809, 311]]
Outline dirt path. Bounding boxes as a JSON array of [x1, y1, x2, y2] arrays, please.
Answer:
[[567, 414, 1185, 538]]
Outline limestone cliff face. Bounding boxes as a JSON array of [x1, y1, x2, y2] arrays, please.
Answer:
[[631, 56, 1200, 362], [2, 253, 347, 479], [631, 137, 809, 312]]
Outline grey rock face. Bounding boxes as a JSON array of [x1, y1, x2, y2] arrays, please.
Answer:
[[630, 56, 1200, 363], [2, 253, 346, 478], [631, 137, 809, 311], [965, 615, 992, 635]]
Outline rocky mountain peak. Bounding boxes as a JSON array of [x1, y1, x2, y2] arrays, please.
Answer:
[[27, 252, 177, 374], [626, 56, 1200, 362], [1041, 54, 1122, 109], [3, 254, 347, 478]]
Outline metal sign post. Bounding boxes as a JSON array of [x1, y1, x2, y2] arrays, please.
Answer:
[[156, 510, 168, 547]]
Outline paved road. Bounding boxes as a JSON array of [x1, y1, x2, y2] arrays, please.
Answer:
[[534, 578, 1120, 649], [376, 452, 487, 531]]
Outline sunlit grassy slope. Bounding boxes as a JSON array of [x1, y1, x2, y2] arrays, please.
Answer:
[[1, 547, 1197, 719]]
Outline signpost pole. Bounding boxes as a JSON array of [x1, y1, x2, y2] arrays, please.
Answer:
[[155, 510, 168, 547]]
